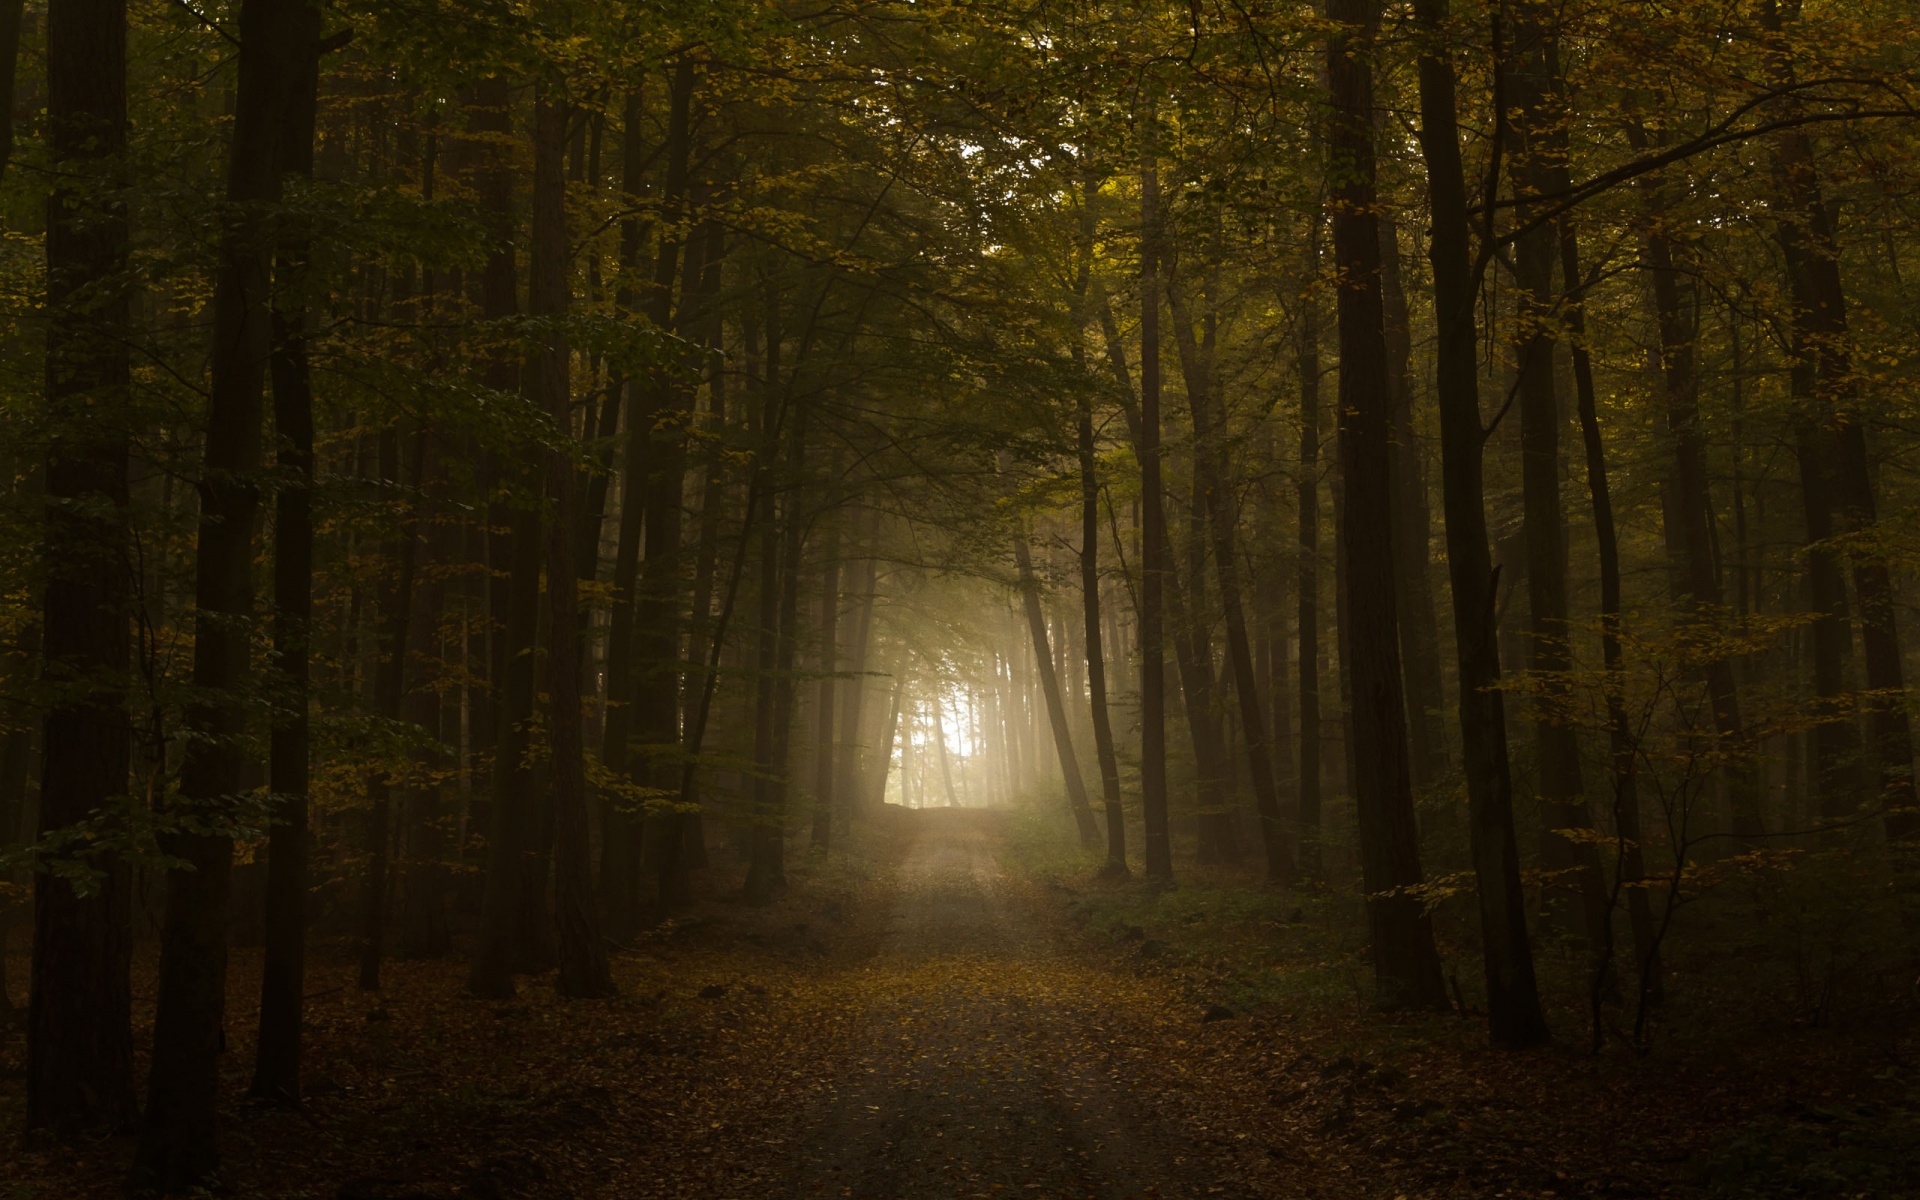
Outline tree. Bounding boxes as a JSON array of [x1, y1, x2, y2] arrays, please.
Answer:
[[131, 0, 304, 1183], [250, 0, 323, 1103], [30, 0, 138, 1138], [1326, 0, 1447, 1011], [1410, 0, 1549, 1047]]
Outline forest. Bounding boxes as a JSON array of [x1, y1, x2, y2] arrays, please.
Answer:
[[2, 0, 1920, 1194]]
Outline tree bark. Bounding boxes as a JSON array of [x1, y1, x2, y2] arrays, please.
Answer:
[[532, 87, 615, 998], [1410, 0, 1550, 1047], [870, 676, 903, 807], [358, 425, 423, 992], [598, 83, 655, 942], [1562, 221, 1663, 1020], [250, 0, 320, 1103], [834, 554, 877, 819], [748, 399, 808, 902], [744, 287, 796, 905], [1169, 266, 1290, 882], [1378, 210, 1447, 789], [1758, 21, 1917, 877], [1502, 9, 1610, 946], [399, 505, 453, 961], [1138, 130, 1172, 880], [0, 0, 24, 184], [1080, 388, 1127, 872], [1014, 535, 1101, 844], [640, 61, 698, 913], [29, 0, 137, 1138], [1327, 0, 1447, 1011], [467, 75, 536, 1000], [1295, 230, 1324, 881], [810, 523, 840, 846], [1634, 123, 1764, 845], [132, 0, 298, 1182]]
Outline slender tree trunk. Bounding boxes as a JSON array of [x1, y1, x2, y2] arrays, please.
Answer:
[[399, 512, 453, 961], [1327, 0, 1446, 1011], [744, 291, 795, 905], [933, 697, 961, 808], [1138, 129, 1172, 880], [1169, 268, 1290, 882], [870, 676, 903, 807], [1503, 12, 1610, 945], [810, 524, 840, 846], [1774, 192, 1861, 828], [1379, 212, 1447, 788], [641, 62, 699, 913], [132, 0, 296, 1181], [834, 554, 877, 820], [684, 240, 730, 683], [532, 88, 615, 997], [1015, 535, 1101, 844], [1411, 0, 1550, 1047], [250, 2, 320, 1102], [598, 84, 654, 942], [0, 676, 29, 1015], [358, 426, 423, 991], [748, 402, 808, 901], [1295, 233, 1324, 881], [1760, 38, 1918, 879], [468, 77, 542, 999], [1164, 511, 1233, 841], [1562, 221, 1663, 1016], [1635, 125, 1764, 844], [0, 0, 24, 184], [1080, 391, 1127, 872], [29, 0, 137, 1137]]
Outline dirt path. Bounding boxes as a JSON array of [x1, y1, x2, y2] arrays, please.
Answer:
[[772, 810, 1255, 1199]]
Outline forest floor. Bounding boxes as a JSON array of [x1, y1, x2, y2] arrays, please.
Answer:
[[2, 806, 1919, 1198]]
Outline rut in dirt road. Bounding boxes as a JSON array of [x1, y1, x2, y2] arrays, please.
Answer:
[[777, 810, 1257, 1200]]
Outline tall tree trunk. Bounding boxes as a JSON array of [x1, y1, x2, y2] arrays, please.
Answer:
[[744, 290, 795, 905], [0, 0, 24, 184], [1378, 211, 1448, 788], [1760, 22, 1917, 880], [1138, 129, 1172, 880], [250, 0, 320, 1103], [1563, 221, 1663, 1022], [1080, 390, 1127, 872], [933, 697, 961, 807], [399, 513, 453, 961], [1295, 231, 1324, 881], [358, 426, 423, 992], [834, 554, 877, 820], [684, 242, 730, 684], [1635, 125, 1764, 844], [0, 668, 29, 1016], [1327, 0, 1447, 1011], [749, 402, 808, 901], [641, 61, 698, 913], [532, 87, 615, 998], [810, 523, 840, 846], [1164, 510, 1233, 849], [1503, 10, 1610, 946], [598, 83, 654, 942], [1169, 267, 1290, 882], [1410, 0, 1550, 1047], [870, 676, 903, 807], [29, 0, 136, 1137], [468, 101, 546, 997], [1015, 535, 1101, 844], [131, 0, 295, 1182]]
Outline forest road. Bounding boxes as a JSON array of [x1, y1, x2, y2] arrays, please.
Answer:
[[776, 809, 1256, 1200]]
